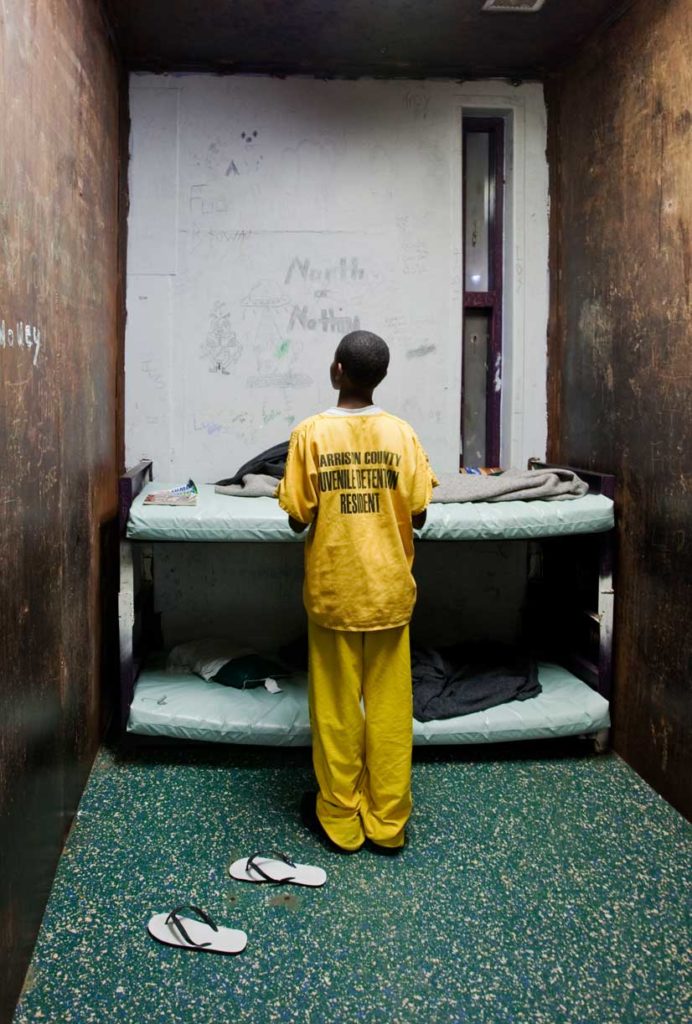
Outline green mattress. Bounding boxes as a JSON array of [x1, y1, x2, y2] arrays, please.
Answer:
[[127, 483, 614, 542], [127, 662, 610, 745]]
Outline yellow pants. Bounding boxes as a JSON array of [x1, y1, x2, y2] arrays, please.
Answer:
[[307, 619, 413, 851]]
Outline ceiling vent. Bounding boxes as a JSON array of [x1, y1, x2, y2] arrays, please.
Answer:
[[482, 0, 547, 11]]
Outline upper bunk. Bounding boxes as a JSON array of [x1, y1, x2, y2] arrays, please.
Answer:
[[121, 461, 615, 543]]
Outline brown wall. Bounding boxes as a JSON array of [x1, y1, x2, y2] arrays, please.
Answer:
[[0, 1, 122, 1018], [547, 0, 692, 818]]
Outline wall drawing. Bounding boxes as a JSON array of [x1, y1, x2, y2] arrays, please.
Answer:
[[242, 281, 311, 390], [226, 129, 264, 177], [201, 301, 242, 374]]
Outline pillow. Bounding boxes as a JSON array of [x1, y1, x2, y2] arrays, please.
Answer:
[[212, 654, 289, 690], [167, 638, 254, 681]]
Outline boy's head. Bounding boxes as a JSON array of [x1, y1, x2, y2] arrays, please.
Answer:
[[332, 331, 390, 392]]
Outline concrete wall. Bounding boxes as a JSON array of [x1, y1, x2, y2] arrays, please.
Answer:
[[547, 0, 692, 818], [125, 75, 550, 480], [0, 2, 122, 1017]]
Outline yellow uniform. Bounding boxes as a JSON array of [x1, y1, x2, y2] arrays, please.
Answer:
[[277, 406, 437, 850]]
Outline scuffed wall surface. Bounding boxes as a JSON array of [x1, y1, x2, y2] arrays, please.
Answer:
[[547, 0, 692, 817], [0, 1, 121, 1017]]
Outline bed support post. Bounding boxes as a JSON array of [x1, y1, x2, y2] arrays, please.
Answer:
[[527, 461, 616, 740], [118, 461, 156, 731], [119, 460, 153, 537]]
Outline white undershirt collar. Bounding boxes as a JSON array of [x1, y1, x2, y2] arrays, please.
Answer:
[[323, 405, 382, 417]]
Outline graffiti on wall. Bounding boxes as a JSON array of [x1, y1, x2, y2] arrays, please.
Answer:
[[0, 318, 42, 366]]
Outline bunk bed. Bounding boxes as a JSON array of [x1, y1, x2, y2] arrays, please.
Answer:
[[118, 460, 615, 749]]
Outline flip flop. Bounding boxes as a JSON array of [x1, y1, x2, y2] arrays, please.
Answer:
[[147, 904, 247, 954], [229, 850, 327, 887]]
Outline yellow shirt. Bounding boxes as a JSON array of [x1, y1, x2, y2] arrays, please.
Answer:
[[277, 407, 438, 631]]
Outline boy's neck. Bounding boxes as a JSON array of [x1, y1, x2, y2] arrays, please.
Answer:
[[337, 386, 375, 410]]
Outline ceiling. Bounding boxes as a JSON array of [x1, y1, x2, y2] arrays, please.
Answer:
[[103, 0, 633, 80]]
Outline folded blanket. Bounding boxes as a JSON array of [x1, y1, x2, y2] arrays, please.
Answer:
[[432, 468, 588, 503], [215, 473, 281, 498], [215, 465, 588, 502], [412, 644, 541, 722]]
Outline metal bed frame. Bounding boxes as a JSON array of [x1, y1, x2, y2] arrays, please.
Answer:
[[118, 459, 615, 747]]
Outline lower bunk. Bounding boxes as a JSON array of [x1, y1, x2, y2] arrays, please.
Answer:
[[128, 659, 610, 747]]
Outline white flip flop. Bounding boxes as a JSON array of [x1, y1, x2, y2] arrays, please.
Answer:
[[147, 904, 247, 954], [229, 850, 327, 887]]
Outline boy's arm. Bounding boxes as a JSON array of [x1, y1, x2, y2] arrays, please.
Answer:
[[276, 426, 319, 529], [410, 436, 438, 529], [288, 515, 309, 533]]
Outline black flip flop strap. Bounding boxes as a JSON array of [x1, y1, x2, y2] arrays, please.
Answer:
[[247, 850, 296, 884], [166, 904, 218, 948]]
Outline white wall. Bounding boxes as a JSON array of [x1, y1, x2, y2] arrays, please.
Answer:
[[126, 74, 549, 481]]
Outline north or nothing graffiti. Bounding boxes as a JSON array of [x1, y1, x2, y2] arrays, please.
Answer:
[[284, 256, 365, 286], [288, 306, 361, 333]]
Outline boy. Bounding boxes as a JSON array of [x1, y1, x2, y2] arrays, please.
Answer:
[[277, 331, 437, 853]]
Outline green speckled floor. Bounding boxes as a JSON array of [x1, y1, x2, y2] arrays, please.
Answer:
[[13, 743, 692, 1024]]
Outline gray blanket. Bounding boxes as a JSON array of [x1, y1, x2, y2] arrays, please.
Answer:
[[412, 644, 541, 721], [216, 467, 589, 503], [215, 473, 281, 498], [431, 468, 588, 503]]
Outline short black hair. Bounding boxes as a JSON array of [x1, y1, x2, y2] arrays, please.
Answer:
[[335, 331, 390, 388]]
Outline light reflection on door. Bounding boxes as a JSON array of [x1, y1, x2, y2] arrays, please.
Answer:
[[461, 118, 504, 469]]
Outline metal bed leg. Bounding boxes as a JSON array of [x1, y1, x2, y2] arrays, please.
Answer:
[[118, 539, 136, 731], [593, 728, 610, 754]]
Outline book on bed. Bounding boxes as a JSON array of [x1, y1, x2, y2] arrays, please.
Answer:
[[143, 480, 198, 506]]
